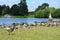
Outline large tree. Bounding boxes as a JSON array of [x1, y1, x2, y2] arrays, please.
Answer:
[[35, 3, 49, 11], [35, 6, 42, 11], [18, 0, 28, 16], [41, 3, 49, 9], [0, 5, 2, 15], [6, 6, 10, 15], [2, 5, 10, 16], [10, 4, 19, 16], [52, 8, 60, 18]]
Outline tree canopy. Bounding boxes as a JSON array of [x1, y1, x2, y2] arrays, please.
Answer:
[[0, 2, 60, 18], [0, 0, 28, 16]]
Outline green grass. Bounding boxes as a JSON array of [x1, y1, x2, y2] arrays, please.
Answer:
[[0, 26, 60, 40], [0, 14, 35, 18], [26, 15, 34, 18], [10, 15, 35, 18], [11, 16, 27, 18]]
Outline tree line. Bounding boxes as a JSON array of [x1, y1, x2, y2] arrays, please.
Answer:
[[0, 0, 60, 18], [0, 0, 28, 16], [34, 3, 60, 18]]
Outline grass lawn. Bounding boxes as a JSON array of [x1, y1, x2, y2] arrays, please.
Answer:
[[0, 26, 60, 40]]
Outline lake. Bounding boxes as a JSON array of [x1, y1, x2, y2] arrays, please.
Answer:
[[0, 18, 60, 26]]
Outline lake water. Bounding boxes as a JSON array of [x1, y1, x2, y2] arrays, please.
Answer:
[[0, 18, 60, 26]]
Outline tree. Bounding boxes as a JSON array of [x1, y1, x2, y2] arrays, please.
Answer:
[[35, 10, 44, 18], [41, 3, 49, 9], [0, 5, 2, 15], [2, 5, 10, 16], [18, 0, 28, 16], [6, 6, 10, 15], [10, 4, 19, 16], [35, 6, 42, 11], [35, 8, 50, 18], [42, 8, 50, 18], [52, 9, 60, 18], [35, 3, 49, 12], [1, 5, 6, 9], [2, 5, 7, 16]]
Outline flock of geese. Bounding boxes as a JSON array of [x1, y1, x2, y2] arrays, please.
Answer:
[[0, 20, 60, 35]]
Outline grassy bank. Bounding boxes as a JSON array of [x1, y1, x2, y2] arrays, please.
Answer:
[[0, 14, 35, 18], [0, 26, 60, 40], [11, 15, 34, 18], [11, 16, 27, 18]]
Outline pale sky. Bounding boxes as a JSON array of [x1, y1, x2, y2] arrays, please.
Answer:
[[0, 0, 60, 12]]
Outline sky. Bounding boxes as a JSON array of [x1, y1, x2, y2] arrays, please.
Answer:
[[0, 0, 60, 12]]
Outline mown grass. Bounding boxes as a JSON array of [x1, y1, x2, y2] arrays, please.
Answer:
[[0, 26, 60, 40]]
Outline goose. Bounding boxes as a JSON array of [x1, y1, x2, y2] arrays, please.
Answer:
[[6, 26, 15, 35], [6, 23, 15, 35]]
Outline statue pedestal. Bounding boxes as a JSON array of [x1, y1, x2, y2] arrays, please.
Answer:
[[48, 19, 53, 22]]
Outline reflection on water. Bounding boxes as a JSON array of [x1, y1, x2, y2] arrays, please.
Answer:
[[0, 18, 60, 26]]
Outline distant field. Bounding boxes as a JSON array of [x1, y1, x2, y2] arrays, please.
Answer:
[[0, 26, 60, 40]]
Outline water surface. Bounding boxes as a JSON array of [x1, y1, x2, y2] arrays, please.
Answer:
[[0, 18, 60, 26]]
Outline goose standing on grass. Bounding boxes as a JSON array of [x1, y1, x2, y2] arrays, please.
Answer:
[[6, 23, 15, 35]]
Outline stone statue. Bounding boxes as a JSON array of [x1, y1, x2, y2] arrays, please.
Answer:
[[49, 13, 53, 22]]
